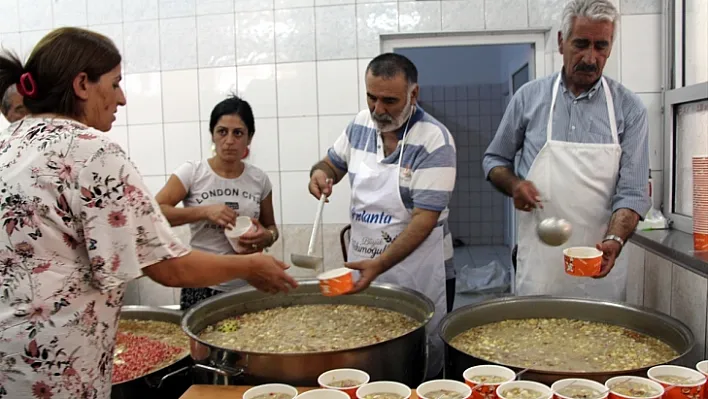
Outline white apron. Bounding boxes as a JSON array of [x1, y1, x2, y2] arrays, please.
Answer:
[[347, 120, 447, 379], [516, 74, 628, 302]]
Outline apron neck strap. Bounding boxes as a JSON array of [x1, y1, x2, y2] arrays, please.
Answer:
[[547, 73, 619, 145], [364, 107, 415, 167]]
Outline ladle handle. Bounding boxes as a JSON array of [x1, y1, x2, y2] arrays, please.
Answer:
[[308, 194, 327, 256]]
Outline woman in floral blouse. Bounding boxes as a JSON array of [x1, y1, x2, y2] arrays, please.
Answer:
[[0, 28, 297, 399]]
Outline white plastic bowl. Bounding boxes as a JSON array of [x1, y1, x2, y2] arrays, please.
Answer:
[[552, 379, 608, 399], [497, 380, 553, 399], [243, 383, 298, 399], [356, 381, 412, 399], [297, 388, 350, 398], [417, 379, 473, 399]]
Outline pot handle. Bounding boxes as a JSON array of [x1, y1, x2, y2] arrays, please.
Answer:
[[149, 363, 245, 389], [149, 365, 191, 389], [192, 363, 245, 378]]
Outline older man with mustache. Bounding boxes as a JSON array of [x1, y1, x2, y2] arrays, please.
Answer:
[[483, 0, 650, 302], [308, 53, 456, 380]]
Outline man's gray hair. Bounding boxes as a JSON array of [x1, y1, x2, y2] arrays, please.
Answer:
[[560, 0, 619, 41], [1, 84, 18, 115]]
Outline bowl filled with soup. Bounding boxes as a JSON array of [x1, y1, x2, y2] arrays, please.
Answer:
[[464, 365, 517, 399], [355, 381, 412, 399], [243, 383, 299, 399], [298, 388, 350, 398], [319, 369, 370, 399], [552, 379, 608, 399], [696, 361, 708, 383], [605, 377, 663, 399], [647, 365, 706, 399], [417, 379, 473, 399], [497, 381, 553, 399]]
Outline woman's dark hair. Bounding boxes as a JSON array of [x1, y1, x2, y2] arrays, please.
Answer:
[[0, 27, 121, 119], [209, 95, 256, 138]]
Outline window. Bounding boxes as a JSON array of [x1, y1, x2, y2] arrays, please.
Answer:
[[664, 0, 708, 234]]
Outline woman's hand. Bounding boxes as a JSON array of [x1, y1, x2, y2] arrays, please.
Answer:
[[238, 218, 273, 253], [245, 254, 298, 294], [203, 204, 237, 227]]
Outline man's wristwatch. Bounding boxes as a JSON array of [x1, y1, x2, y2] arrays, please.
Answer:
[[603, 234, 625, 248]]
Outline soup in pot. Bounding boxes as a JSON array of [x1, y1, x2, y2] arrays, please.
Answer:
[[450, 318, 677, 372], [199, 304, 420, 353]]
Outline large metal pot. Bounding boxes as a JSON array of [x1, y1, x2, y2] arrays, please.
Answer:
[[181, 280, 434, 387], [111, 306, 194, 399], [440, 296, 695, 385]]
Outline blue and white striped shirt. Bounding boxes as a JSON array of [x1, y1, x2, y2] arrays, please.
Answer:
[[328, 106, 458, 279], [483, 72, 651, 217]]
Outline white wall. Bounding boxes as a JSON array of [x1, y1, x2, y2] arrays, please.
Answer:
[[0, 0, 665, 306]]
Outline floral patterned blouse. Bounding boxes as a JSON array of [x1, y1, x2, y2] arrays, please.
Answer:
[[0, 118, 189, 399]]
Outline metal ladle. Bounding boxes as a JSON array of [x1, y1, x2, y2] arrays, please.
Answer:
[[534, 204, 572, 246], [290, 193, 326, 271]]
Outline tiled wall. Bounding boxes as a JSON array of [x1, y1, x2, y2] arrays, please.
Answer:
[[624, 243, 708, 366], [0, 0, 665, 306], [419, 83, 508, 245]]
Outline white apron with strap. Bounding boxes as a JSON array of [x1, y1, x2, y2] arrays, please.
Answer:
[[347, 119, 447, 379], [516, 74, 628, 302]]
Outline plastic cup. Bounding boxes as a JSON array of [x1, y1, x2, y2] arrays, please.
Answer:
[[463, 365, 516, 399], [243, 383, 298, 399], [224, 215, 257, 253], [317, 268, 354, 296], [552, 379, 608, 399], [297, 389, 350, 399], [605, 376, 664, 399], [417, 379, 473, 399], [356, 381, 412, 399], [318, 368, 370, 399], [497, 381, 553, 399], [648, 365, 706, 399], [564, 247, 603, 277]]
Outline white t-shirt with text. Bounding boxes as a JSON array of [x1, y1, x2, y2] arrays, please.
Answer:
[[174, 160, 272, 291]]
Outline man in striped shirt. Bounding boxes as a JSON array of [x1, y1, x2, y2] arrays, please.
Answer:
[[309, 53, 456, 379], [483, 0, 650, 301]]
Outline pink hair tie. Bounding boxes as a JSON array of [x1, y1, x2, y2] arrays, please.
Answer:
[[17, 72, 38, 98]]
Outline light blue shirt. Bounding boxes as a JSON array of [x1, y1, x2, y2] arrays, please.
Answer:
[[483, 72, 651, 217]]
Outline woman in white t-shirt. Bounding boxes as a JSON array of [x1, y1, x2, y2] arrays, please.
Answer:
[[156, 95, 279, 309]]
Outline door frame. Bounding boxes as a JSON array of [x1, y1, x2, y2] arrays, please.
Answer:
[[382, 31, 548, 248]]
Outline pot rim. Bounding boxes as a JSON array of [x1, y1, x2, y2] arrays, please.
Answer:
[[439, 295, 695, 377], [112, 305, 190, 386], [180, 280, 435, 357]]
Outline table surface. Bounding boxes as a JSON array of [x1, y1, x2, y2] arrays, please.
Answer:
[[180, 385, 422, 398]]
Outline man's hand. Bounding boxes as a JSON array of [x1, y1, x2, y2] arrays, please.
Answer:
[[512, 180, 542, 212], [345, 258, 387, 294], [594, 240, 622, 278], [308, 170, 333, 200]]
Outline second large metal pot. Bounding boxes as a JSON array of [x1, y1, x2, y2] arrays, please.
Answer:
[[111, 306, 193, 399], [440, 296, 695, 385], [181, 280, 434, 387]]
